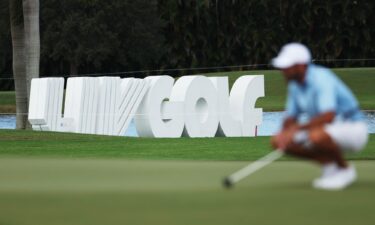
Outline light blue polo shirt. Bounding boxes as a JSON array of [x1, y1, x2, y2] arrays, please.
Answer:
[[286, 64, 363, 121]]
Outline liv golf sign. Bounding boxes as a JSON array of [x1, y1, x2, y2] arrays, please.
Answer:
[[28, 75, 264, 138]]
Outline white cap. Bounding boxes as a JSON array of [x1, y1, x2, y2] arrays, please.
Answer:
[[272, 43, 311, 69]]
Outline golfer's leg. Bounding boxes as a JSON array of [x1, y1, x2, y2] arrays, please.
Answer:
[[270, 135, 327, 163], [271, 131, 343, 166], [309, 127, 348, 168], [284, 143, 334, 165]]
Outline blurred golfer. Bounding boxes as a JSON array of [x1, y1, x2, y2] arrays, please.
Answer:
[[271, 43, 368, 190]]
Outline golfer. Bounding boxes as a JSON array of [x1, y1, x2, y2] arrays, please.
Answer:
[[271, 43, 368, 190]]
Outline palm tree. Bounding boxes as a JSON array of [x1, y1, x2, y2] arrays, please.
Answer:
[[23, 0, 40, 96], [9, 0, 40, 129]]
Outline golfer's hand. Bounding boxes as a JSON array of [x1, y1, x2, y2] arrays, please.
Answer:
[[271, 127, 298, 150]]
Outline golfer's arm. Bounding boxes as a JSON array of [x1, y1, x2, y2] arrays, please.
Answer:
[[282, 117, 298, 130], [298, 111, 335, 130]]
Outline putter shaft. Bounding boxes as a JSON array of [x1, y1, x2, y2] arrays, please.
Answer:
[[225, 150, 283, 186]]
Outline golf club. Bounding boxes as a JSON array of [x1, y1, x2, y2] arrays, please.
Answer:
[[223, 149, 284, 188]]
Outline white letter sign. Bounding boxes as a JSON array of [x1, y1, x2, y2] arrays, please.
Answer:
[[28, 75, 265, 138]]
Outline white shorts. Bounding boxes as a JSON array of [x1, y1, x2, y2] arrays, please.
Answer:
[[325, 121, 369, 152]]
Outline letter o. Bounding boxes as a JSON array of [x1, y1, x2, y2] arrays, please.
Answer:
[[170, 76, 219, 137]]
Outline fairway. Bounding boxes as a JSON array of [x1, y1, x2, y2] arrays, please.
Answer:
[[0, 158, 374, 225]]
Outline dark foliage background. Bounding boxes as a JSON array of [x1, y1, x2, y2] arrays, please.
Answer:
[[158, 0, 375, 71], [1, 0, 374, 90]]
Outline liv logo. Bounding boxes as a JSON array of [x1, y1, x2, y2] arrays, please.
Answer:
[[28, 75, 264, 138]]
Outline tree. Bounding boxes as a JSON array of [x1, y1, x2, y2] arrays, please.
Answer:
[[9, 0, 40, 129], [158, 0, 375, 70], [0, 1, 13, 91], [41, 0, 164, 76], [23, 0, 40, 95]]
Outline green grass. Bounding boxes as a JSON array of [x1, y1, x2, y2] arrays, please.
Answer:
[[333, 68, 375, 110], [1, 67, 375, 113], [0, 158, 375, 225], [0, 91, 15, 105], [1, 129, 374, 161], [0, 158, 374, 225], [0, 91, 15, 113], [0, 130, 374, 225]]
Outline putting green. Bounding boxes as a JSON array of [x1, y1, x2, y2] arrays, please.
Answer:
[[0, 157, 374, 225]]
